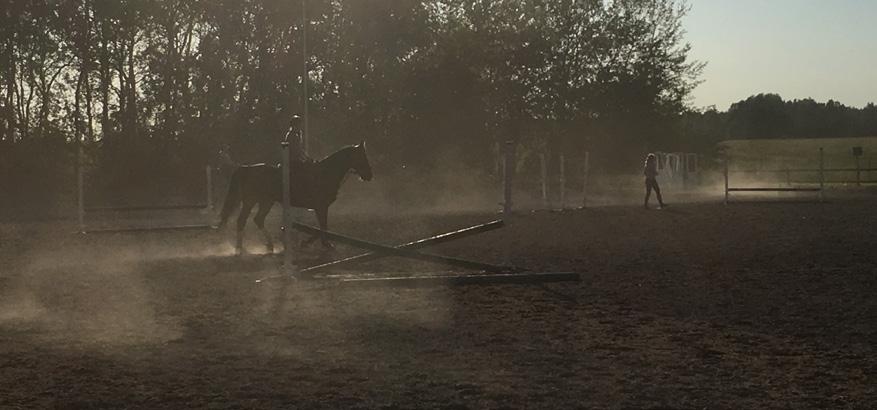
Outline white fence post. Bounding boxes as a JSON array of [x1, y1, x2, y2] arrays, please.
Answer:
[[503, 141, 514, 217], [559, 153, 566, 209], [818, 147, 825, 202], [206, 165, 213, 210], [855, 155, 861, 186], [77, 146, 86, 233], [281, 142, 294, 274], [582, 151, 590, 208], [540, 152, 548, 209], [723, 156, 729, 205]]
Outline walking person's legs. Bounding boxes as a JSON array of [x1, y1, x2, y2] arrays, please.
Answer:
[[644, 178, 653, 208], [653, 179, 665, 208]]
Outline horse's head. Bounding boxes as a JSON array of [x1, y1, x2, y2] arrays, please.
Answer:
[[351, 141, 373, 181]]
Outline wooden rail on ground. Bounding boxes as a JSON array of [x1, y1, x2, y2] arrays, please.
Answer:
[[81, 224, 216, 234], [291, 222, 520, 274], [298, 220, 505, 275], [727, 187, 822, 192], [85, 203, 209, 212], [338, 272, 580, 287], [256, 219, 581, 286]]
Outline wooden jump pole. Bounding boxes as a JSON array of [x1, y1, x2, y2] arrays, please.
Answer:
[[503, 140, 514, 217], [297, 220, 505, 275], [281, 141, 294, 274], [255, 220, 507, 283], [338, 271, 580, 288], [559, 153, 566, 209], [582, 151, 589, 208], [291, 222, 520, 274]]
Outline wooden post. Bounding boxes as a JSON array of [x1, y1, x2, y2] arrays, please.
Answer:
[[855, 155, 861, 186], [559, 153, 566, 209], [281, 142, 294, 274], [503, 141, 514, 217], [540, 152, 548, 209], [582, 151, 590, 208], [723, 156, 729, 205], [77, 146, 85, 233], [205, 165, 214, 210], [818, 147, 825, 201]]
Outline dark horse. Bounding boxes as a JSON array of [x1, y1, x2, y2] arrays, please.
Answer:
[[218, 142, 373, 254]]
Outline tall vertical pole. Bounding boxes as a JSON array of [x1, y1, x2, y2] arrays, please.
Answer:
[[540, 153, 548, 209], [77, 146, 85, 233], [503, 141, 514, 217], [281, 142, 294, 274], [205, 165, 213, 210], [582, 151, 590, 208], [818, 147, 825, 202], [302, 0, 309, 156], [723, 156, 729, 205], [559, 153, 566, 209]]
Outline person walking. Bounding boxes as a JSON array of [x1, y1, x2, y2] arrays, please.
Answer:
[[643, 153, 665, 209]]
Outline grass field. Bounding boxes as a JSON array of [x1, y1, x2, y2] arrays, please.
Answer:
[[721, 136, 877, 169], [720, 137, 877, 187]]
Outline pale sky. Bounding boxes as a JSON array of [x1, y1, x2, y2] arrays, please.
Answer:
[[684, 0, 877, 110]]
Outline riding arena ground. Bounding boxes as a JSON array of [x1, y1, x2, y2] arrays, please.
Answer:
[[1, 198, 876, 408]]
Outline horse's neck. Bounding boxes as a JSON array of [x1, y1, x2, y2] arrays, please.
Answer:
[[317, 148, 353, 188]]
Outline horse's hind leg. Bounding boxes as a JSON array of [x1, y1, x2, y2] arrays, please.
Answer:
[[235, 201, 256, 255], [301, 213, 320, 247], [253, 201, 274, 254]]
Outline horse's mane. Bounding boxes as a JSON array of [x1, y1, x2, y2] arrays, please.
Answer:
[[317, 144, 359, 162]]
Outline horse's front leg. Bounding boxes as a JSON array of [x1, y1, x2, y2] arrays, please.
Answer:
[[300, 209, 320, 248], [316, 206, 334, 250]]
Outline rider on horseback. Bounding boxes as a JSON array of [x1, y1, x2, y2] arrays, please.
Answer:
[[285, 115, 313, 193]]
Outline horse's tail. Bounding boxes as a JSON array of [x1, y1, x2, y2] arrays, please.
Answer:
[[218, 167, 243, 227]]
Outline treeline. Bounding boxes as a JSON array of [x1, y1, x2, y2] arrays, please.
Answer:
[[680, 94, 877, 153], [1, 0, 701, 201]]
